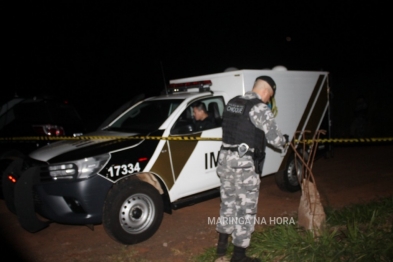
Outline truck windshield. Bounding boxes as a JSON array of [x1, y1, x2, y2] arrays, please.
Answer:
[[105, 99, 182, 133]]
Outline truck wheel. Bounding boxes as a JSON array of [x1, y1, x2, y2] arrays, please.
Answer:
[[103, 176, 164, 245], [275, 151, 307, 192]]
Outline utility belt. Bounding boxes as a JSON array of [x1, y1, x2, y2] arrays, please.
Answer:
[[221, 145, 254, 157], [221, 144, 266, 175]]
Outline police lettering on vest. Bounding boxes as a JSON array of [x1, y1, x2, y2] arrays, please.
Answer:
[[226, 102, 244, 114]]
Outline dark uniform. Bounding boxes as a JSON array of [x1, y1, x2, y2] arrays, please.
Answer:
[[216, 91, 286, 248], [195, 115, 216, 131]]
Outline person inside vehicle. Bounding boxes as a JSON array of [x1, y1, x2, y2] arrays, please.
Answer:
[[192, 101, 216, 131]]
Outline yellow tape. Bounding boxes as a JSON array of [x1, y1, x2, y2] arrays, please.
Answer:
[[0, 136, 392, 143]]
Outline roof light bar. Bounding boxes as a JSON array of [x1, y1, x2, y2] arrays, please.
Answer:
[[168, 80, 212, 93]]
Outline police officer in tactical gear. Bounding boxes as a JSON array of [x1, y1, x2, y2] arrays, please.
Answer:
[[215, 76, 289, 262]]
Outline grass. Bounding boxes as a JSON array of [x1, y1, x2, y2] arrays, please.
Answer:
[[193, 196, 393, 262]]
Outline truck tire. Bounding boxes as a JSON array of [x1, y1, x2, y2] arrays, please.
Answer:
[[103, 176, 164, 245], [275, 151, 307, 192]]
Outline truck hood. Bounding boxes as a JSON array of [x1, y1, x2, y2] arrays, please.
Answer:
[[29, 130, 139, 162]]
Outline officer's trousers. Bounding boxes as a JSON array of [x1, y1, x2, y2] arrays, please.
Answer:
[[216, 149, 261, 248]]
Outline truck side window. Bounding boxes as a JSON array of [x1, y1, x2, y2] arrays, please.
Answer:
[[171, 97, 224, 135], [170, 106, 194, 134]]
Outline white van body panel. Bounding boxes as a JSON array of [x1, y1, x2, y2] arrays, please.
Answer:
[[168, 69, 329, 201]]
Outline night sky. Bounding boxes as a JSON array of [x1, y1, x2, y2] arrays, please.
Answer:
[[6, 2, 392, 135]]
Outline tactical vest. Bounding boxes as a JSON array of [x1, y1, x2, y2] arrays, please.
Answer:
[[222, 96, 266, 151]]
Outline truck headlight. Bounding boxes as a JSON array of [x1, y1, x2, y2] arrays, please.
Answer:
[[49, 154, 110, 180]]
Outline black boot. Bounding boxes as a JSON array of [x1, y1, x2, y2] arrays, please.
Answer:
[[216, 233, 229, 258], [230, 245, 260, 262]]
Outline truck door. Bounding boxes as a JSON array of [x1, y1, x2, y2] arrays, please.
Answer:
[[168, 97, 224, 201]]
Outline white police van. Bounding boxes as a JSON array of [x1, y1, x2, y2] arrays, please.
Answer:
[[2, 67, 330, 245]]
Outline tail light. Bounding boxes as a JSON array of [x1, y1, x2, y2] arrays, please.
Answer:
[[33, 124, 65, 136], [7, 174, 18, 183]]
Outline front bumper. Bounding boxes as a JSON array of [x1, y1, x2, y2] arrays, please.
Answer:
[[14, 166, 113, 232]]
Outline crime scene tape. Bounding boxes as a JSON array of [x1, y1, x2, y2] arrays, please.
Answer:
[[0, 136, 221, 141], [0, 136, 393, 143]]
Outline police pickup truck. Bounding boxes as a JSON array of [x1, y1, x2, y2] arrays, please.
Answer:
[[2, 68, 330, 245]]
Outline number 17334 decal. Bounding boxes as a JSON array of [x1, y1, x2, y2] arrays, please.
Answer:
[[106, 162, 141, 177]]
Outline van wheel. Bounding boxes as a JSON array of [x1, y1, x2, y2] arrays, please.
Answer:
[[275, 151, 307, 192], [103, 176, 164, 245], [1, 158, 25, 214]]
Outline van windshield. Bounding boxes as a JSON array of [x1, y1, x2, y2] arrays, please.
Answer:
[[105, 99, 182, 133]]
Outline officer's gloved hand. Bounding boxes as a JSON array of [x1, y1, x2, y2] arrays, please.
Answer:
[[283, 134, 289, 145]]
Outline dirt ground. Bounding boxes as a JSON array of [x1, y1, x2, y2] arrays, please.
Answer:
[[1, 144, 392, 262]]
